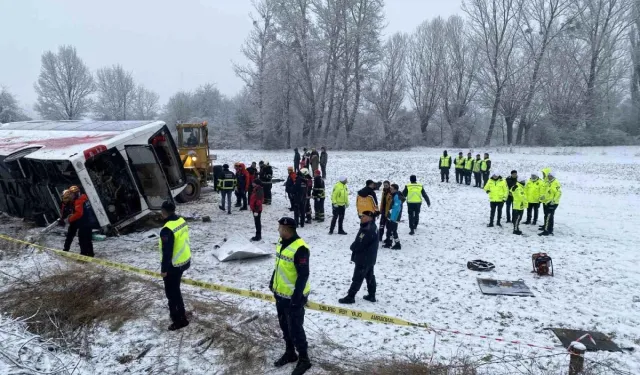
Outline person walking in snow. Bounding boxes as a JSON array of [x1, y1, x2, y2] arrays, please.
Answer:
[[439, 150, 452, 183], [159, 201, 191, 331], [250, 179, 264, 241], [484, 174, 508, 227], [383, 184, 404, 250], [329, 177, 349, 235], [539, 168, 562, 236], [524, 174, 542, 225], [338, 211, 378, 305], [402, 175, 430, 235], [320, 147, 328, 179], [312, 170, 325, 222], [510, 179, 527, 235], [293, 148, 301, 173], [270, 217, 312, 375], [218, 164, 237, 214], [454, 152, 466, 184]]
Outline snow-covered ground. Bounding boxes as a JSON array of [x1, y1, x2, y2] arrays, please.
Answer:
[[2, 146, 640, 374]]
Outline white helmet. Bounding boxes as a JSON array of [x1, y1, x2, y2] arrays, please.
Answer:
[[300, 168, 309, 175]]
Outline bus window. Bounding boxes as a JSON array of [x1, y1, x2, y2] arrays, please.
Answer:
[[125, 145, 172, 210], [150, 127, 186, 190]]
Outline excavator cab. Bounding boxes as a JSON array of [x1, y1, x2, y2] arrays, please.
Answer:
[[176, 122, 216, 202]]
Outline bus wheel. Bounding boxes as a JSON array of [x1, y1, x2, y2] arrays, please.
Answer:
[[176, 175, 201, 203]]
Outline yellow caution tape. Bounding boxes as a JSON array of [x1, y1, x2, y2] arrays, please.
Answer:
[[0, 234, 429, 330]]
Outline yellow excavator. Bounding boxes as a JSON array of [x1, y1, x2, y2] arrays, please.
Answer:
[[175, 122, 216, 202]]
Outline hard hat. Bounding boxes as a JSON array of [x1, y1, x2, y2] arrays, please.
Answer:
[[68, 185, 80, 194], [300, 168, 309, 175], [62, 190, 73, 202], [314, 170, 321, 176], [287, 166, 294, 171]]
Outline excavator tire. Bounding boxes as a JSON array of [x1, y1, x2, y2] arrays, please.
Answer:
[[176, 174, 201, 203]]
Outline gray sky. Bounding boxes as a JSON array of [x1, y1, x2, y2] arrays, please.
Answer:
[[0, 0, 461, 114]]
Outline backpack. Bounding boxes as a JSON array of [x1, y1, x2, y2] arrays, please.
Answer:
[[532, 253, 553, 276]]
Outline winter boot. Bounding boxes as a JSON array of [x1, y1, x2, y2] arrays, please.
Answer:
[[168, 318, 189, 331], [382, 239, 392, 248], [338, 295, 356, 304], [363, 294, 376, 303], [391, 241, 402, 250], [487, 223, 494, 227], [512, 230, 522, 235], [409, 229, 415, 235], [338, 230, 348, 235], [538, 231, 552, 236], [523, 220, 531, 225], [218, 205, 225, 211], [291, 354, 312, 375], [328, 230, 333, 235], [538, 225, 545, 230], [251, 236, 261, 242], [496, 222, 502, 227], [274, 350, 298, 367]]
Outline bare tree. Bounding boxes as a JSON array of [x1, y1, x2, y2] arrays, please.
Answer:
[[132, 86, 160, 120], [94, 65, 136, 120], [0, 87, 30, 123], [407, 17, 446, 142], [629, 0, 640, 133], [366, 32, 407, 135], [463, 0, 524, 146], [33, 45, 94, 120], [163, 91, 194, 125], [442, 15, 481, 147]]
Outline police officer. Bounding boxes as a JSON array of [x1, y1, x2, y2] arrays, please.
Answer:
[[439, 150, 452, 182], [312, 170, 325, 222], [402, 175, 431, 235], [539, 168, 562, 236], [464, 152, 474, 185], [481, 153, 492, 186], [472, 154, 482, 187], [454, 152, 465, 184], [218, 164, 236, 214], [270, 217, 312, 375], [339, 211, 378, 304], [159, 201, 191, 331]]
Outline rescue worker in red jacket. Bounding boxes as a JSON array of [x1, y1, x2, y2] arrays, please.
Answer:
[[58, 189, 76, 252], [285, 167, 297, 211], [250, 179, 264, 241], [65, 185, 97, 257]]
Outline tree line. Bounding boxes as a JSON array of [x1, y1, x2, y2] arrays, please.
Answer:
[[2, 0, 639, 149]]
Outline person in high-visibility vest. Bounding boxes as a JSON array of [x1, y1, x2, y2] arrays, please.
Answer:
[[524, 173, 543, 225], [270, 217, 312, 375], [539, 168, 562, 236], [218, 164, 237, 214], [402, 175, 431, 235], [463, 152, 474, 185], [472, 154, 483, 188], [454, 152, 466, 184], [484, 174, 508, 227], [159, 201, 191, 331], [439, 150, 452, 182], [481, 153, 492, 186], [510, 179, 528, 235], [330, 177, 349, 235]]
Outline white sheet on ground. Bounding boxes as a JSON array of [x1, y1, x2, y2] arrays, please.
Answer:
[[212, 234, 271, 262]]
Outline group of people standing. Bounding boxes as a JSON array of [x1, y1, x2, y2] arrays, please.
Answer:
[[439, 150, 492, 188]]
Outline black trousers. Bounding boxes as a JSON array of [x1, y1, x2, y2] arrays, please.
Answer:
[[526, 203, 540, 223], [543, 204, 557, 233], [314, 198, 325, 220], [253, 212, 261, 238], [378, 216, 387, 241], [220, 190, 232, 211], [263, 182, 272, 204], [505, 198, 513, 222], [235, 189, 247, 208], [348, 264, 376, 297], [440, 168, 450, 182], [276, 297, 308, 356], [385, 221, 399, 241], [512, 209, 523, 231], [482, 172, 490, 186], [63, 222, 79, 251], [288, 193, 295, 210], [294, 200, 306, 227], [407, 203, 421, 230], [163, 269, 186, 323], [330, 205, 346, 232], [455, 168, 464, 183], [490, 202, 504, 224], [321, 164, 327, 179], [78, 227, 94, 257], [306, 198, 312, 222], [474, 172, 482, 187]]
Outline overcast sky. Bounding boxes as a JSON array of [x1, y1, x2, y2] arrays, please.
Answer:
[[0, 0, 461, 114]]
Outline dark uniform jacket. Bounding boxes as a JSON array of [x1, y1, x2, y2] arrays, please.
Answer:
[[313, 176, 325, 198], [294, 151, 301, 169], [294, 172, 310, 202], [160, 214, 191, 274], [270, 235, 310, 306], [505, 176, 518, 201], [260, 166, 273, 184], [350, 221, 378, 267], [320, 151, 328, 167]]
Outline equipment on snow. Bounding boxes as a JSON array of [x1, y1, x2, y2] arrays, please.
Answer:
[[467, 259, 495, 272], [531, 253, 553, 276]]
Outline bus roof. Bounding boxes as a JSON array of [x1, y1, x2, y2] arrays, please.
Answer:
[[0, 120, 166, 160]]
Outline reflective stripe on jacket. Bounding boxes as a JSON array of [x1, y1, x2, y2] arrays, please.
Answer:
[[484, 179, 508, 202], [511, 183, 528, 210], [481, 159, 491, 172], [464, 158, 474, 170], [454, 157, 465, 169], [159, 217, 191, 267], [440, 156, 451, 168], [473, 159, 482, 172], [272, 238, 311, 299], [405, 183, 423, 203], [525, 179, 542, 203], [331, 182, 349, 206]]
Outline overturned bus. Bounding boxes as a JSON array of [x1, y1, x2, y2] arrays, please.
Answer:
[[0, 120, 187, 232]]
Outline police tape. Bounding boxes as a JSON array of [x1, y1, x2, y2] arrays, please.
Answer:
[[0, 234, 429, 330]]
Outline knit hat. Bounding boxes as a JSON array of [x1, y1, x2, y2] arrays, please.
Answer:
[[410, 175, 417, 183]]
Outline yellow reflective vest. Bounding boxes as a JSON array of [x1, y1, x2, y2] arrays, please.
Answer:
[[472, 159, 482, 173], [464, 157, 474, 171], [332, 182, 349, 207], [481, 158, 490, 172], [540, 178, 562, 205], [511, 183, 528, 210], [524, 178, 543, 204], [159, 217, 191, 267], [454, 157, 465, 169], [405, 183, 424, 203], [272, 238, 311, 299], [440, 155, 451, 168], [484, 178, 508, 202]]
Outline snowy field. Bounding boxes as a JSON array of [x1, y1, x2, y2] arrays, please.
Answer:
[[2, 146, 640, 374]]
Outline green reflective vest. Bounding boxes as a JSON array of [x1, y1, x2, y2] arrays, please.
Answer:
[[481, 158, 491, 172], [272, 238, 311, 299], [440, 155, 451, 168], [406, 183, 423, 203], [159, 217, 191, 267], [472, 159, 482, 172], [455, 157, 465, 169], [331, 182, 349, 206], [464, 157, 474, 170]]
